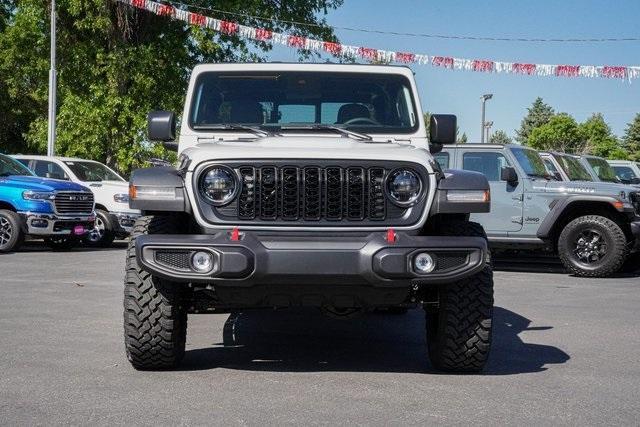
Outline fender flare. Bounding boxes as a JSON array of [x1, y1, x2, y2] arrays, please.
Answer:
[[536, 195, 627, 239], [129, 167, 189, 212], [430, 169, 490, 215]]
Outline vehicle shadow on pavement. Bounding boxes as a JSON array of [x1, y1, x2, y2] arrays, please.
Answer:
[[493, 253, 640, 277], [18, 240, 129, 253], [180, 306, 570, 375]]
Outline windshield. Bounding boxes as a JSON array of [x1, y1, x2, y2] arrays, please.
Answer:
[[64, 161, 124, 182], [0, 154, 34, 177], [189, 71, 418, 134], [553, 154, 593, 181], [510, 147, 549, 177], [586, 157, 619, 183]]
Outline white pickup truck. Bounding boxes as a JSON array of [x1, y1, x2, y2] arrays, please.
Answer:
[[13, 156, 140, 247]]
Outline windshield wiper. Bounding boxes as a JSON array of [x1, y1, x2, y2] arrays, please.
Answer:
[[280, 124, 373, 141], [192, 124, 272, 137]]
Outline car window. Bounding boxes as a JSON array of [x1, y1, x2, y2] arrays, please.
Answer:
[[63, 161, 124, 182], [433, 152, 449, 169], [586, 157, 619, 183], [462, 152, 510, 181], [33, 160, 69, 180], [543, 158, 558, 173], [553, 154, 592, 181], [510, 147, 548, 177], [612, 166, 637, 181], [0, 154, 34, 176]]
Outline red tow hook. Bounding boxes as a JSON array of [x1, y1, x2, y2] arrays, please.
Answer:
[[386, 228, 397, 243], [230, 226, 241, 241]]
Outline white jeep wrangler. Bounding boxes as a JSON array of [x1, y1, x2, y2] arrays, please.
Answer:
[[124, 63, 494, 373]]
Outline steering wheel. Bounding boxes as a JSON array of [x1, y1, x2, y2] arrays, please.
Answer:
[[343, 117, 379, 126]]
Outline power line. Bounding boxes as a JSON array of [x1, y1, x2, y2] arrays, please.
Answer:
[[164, 0, 640, 43]]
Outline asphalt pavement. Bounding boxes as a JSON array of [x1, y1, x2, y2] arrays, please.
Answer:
[[1, 242, 639, 425]]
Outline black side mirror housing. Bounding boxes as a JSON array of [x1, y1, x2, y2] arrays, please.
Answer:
[[429, 114, 457, 145], [501, 166, 519, 184], [148, 111, 177, 151]]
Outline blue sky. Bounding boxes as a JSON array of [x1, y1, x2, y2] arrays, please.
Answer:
[[268, 0, 640, 142]]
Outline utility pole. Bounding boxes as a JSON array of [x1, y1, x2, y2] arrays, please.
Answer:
[[485, 121, 493, 143], [480, 94, 493, 143], [46, 0, 57, 157]]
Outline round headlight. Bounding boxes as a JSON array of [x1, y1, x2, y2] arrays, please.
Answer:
[[386, 169, 422, 206], [199, 167, 238, 206]]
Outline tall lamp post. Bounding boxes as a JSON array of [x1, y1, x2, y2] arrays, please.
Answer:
[[484, 121, 493, 143], [480, 94, 493, 143], [46, 0, 57, 157]]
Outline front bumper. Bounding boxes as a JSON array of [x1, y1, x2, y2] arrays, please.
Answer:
[[19, 211, 95, 236], [110, 211, 141, 235], [135, 231, 489, 287]]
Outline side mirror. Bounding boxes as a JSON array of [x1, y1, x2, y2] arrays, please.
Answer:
[[148, 111, 177, 151], [501, 166, 519, 184], [429, 114, 457, 145], [631, 177, 640, 185]]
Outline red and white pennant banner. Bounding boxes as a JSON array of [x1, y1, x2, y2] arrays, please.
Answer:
[[119, 0, 640, 82]]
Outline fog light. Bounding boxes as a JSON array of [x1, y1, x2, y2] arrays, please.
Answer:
[[31, 219, 49, 228], [191, 251, 214, 273], [414, 252, 435, 274]]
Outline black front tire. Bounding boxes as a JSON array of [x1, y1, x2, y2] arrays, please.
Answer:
[[0, 209, 24, 253], [425, 220, 493, 373], [557, 215, 629, 278], [83, 209, 116, 248], [123, 215, 187, 370]]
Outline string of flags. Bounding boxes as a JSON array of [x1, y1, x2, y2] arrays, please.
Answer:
[[117, 0, 640, 82]]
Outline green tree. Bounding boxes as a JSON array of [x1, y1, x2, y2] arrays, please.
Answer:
[[423, 112, 431, 135], [516, 97, 555, 144], [0, 0, 342, 172], [457, 132, 467, 143], [489, 130, 511, 145], [623, 113, 640, 161], [580, 113, 627, 159], [527, 113, 583, 153]]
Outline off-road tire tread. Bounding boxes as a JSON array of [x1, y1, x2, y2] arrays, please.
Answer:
[[426, 220, 493, 373], [123, 215, 187, 370], [557, 215, 628, 278], [426, 267, 493, 372]]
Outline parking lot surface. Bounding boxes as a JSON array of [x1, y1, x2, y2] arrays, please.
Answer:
[[1, 243, 639, 425]]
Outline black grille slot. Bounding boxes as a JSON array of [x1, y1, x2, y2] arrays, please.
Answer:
[[260, 167, 278, 219], [325, 167, 343, 220], [54, 192, 94, 215], [238, 167, 256, 219], [303, 167, 321, 220], [155, 251, 191, 270], [368, 168, 386, 220], [346, 167, 365, 220], [280, 167, 299, 220], [435, 252, 469, 271]]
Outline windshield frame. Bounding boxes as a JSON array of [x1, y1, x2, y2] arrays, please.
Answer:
[[0, 154, 35, 177], [553, 153, 593, 181], [63, 160, 124, 183], [186, 71, 421, 136], [585, 157, 620, 183]]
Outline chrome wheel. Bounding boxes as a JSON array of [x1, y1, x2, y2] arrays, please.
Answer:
[[0, 216, 13, 246], [86, 215, 105, 243], [573, 229, 607, 264]]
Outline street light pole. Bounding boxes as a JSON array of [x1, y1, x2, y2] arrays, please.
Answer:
[[480, 94, 493, 143], [46, 0, 57, 157]]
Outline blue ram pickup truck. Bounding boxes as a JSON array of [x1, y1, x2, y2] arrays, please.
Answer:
[[0, 153, 95, 252]]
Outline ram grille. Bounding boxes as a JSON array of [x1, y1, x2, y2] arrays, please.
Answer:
[[54, 192, 94, 215]]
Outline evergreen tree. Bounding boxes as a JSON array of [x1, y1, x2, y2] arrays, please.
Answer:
[[457, 132, 468, 144], [623, 113, 640, 161], [489, 130, 511, 145], [517, 97, 555, 144], [581, 113, 627, 159]]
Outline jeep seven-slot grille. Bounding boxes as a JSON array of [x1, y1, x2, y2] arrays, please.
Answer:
[[54, 192, 94, 215], [237, 166, 387, 221]]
